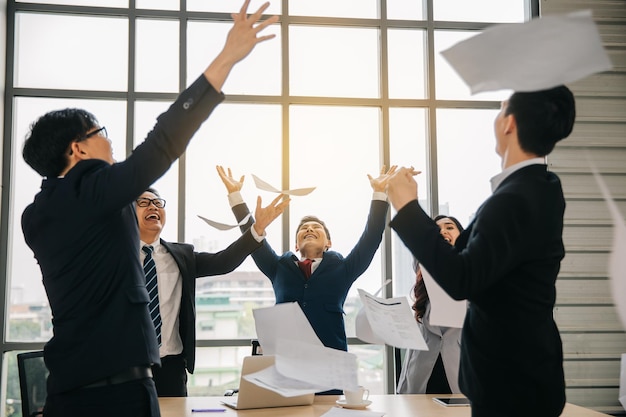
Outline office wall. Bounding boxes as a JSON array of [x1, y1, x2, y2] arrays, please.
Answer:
[[543, 0, 626, 413]]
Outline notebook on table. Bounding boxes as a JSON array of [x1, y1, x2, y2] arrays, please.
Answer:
[[221, 355, 315, 410]]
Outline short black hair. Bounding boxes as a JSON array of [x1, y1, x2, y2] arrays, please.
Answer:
[[22, 108, 99, 177], [505, 85, 576, 156], [145, 187, 160, 197], [295, 215, 331, 242]]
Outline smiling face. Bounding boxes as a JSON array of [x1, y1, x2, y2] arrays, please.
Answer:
[[295, 220, 331, 258], [436, 217, 461, 246], [135, 190, 166, 244]]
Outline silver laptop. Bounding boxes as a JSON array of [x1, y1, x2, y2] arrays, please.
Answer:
[[221, 355, 315, 410]]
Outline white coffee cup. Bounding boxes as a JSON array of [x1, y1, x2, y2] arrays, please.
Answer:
[[344, 386, 370, 405]]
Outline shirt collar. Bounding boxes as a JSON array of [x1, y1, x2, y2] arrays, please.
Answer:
[[490, 157, 546, 192], [140, 239, 161, 252]]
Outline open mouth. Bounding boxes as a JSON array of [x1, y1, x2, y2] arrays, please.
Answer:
[[145, 213, 160, 221]]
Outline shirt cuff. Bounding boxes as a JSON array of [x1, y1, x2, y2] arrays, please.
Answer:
[[250, 224, 266, 242], [227, 191, 244, 208], [372, 191, 387, 201]]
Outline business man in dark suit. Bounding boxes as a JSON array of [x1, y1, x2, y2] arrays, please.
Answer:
[[136, 187, 288, 396], [386, 86, 575, 417], [217, 165, 395, 352], [20, 3, 278, 416]]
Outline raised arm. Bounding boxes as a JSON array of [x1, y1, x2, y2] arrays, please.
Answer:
[[204, 0, 279, 92]]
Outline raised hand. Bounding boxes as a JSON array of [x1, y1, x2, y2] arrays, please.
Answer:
[[386, 166, 421, 211], [253, 194, 291, 236], [367, 165, 398, 193], [216, 165, 245, 194]]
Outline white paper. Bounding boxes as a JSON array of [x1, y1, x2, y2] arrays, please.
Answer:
[[355, 281, 391, 345], [252, 174, 316, 196], [275, 339, 360, 392], [441, 10, 612, 94], [322, 408, 385, 417], [252, 302, 323, 356], [197, 213, 251, 231], [590, 169, 626, 330], [356, 289, 428, 350], [242, 364, 328, 397], [619, 353, 626, 410], [420, 267, 467, 328]]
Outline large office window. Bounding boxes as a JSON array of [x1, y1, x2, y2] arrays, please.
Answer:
[[1, 0, 535, 410]]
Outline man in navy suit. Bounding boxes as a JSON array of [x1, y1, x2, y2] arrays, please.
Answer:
[[216, 165, 396, 353], [20, 2, 278, 416], [386, 86, 576, 417], [135, 187, 288, 396]]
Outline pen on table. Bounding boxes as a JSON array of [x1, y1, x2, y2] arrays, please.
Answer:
[[191, 409, 226, 413]]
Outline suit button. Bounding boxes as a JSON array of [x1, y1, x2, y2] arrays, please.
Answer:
[[302, 302, 307, 307], [304, 284, 308, 288], [183, 98, 194, 109]]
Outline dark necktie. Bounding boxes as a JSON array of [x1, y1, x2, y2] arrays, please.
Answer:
[[142, 245, 162, 346], [298, 259, 314, 279]]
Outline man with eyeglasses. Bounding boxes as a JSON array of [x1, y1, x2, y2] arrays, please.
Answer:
[[135, 187, 288, 397], [20, 2, 278, 416]]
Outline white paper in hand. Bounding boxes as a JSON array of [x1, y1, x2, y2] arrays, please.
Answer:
[[420, 267, 467, 328], [441, 10, 612, 94], [252, 174, 316, 196]]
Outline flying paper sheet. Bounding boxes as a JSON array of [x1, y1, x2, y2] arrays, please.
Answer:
[[252, 174, 316, 196], [252, 302, 323, 356], [197, 213, 251, 231], [243, 364, 329, 397], [441, 10, 613, 94], [275, 339, 360, 392], [356, 289, 428, 350], [355, 280, 391, 345], [590, 169, 626, 330], [420, 267, 467, 328]]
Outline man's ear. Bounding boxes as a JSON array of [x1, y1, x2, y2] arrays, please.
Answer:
[[69, 141, 88, 159], [504, 114, 517, 135], [325, 240, 332, 251]]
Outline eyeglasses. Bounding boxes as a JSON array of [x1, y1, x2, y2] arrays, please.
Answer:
[[136, 197, 166, 208], [78, 126, 107, 142]]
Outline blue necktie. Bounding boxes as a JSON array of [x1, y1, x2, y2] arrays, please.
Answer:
[[142, 245, 162, 346]]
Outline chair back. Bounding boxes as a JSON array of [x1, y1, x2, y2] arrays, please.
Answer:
[[17, 351, 48, 417]]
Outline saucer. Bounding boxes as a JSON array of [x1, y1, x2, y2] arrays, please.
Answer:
[[336, 399, 372, 409]]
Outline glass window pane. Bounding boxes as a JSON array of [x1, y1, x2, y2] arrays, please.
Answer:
[[388, 107, 428, 297], [136, 19, 179, 93], [187, 0, 280, 15], [289, 0, 378, 19], [435, 30, 511, 101], [187, 21, 281, 95], [434, 0, 527, 23], [185, 103, 281, 340], [387, 0, 424, 20], [290, 26, 380, 98], [15, 13, 128, 91], [387, 29, 426, 99], [290, 105, 384, 338], [436, 108, 502, 227], [9, 97, 127, 342], [16, 0, 127, 5], [134, 101, 179, 241], [136, 0, 178, 10]]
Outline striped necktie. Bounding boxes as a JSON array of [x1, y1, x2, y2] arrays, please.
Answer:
[[142, 245, 162, 346]]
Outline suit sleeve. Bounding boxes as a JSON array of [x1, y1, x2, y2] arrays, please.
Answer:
[[194, 229, 263, 277], [390, 195, 531, 300]]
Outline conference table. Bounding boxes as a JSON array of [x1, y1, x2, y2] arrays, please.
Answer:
[[159, 394, 611, 417]]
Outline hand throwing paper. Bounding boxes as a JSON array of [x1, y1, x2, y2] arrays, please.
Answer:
[[252, 174, 316, 196], [441, 10, 613, 94]]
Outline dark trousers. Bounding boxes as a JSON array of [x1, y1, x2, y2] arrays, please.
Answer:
[[44, 378, 159, 417], [152, 354, 188, 397]]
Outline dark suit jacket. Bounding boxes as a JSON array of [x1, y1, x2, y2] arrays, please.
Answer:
[[232, 200, 389, 351], [21, 75, 224, 395], [390, 164, 566, 417], [160, 231, 262, 373]]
